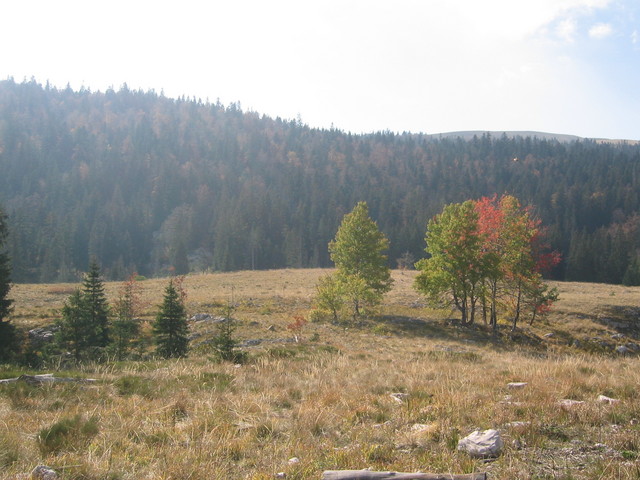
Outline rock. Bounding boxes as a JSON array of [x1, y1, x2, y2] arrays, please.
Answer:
[[288, 457, 300, 464], [267, 325, 276, 331], [410, 423, 435, 433], [390, 393, 409, 403], [457, 429, 504, 458], [543, 332, 555, 338], [625, 342, 640, 352], [611, 333, 625, 339], [558, 399, 585, 409], [504, 421, 530, 429], [190, 313, 228, 323], [616, 345, 631, 355], [507, 382, 527, 389], [28, 327, 59, 347], [275, 473, 286, 479], [31, 466, 58, 480], [499, 395, 523, 406], [597, 395, 620, 404], [372, 421, 392, 428]]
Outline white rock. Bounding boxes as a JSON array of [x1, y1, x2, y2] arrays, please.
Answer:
[[410, 423, 435, 433], [558, 399, 585, 409], [288, 457, 300, 464], [457, 429, 504, 458], [507, 382, 527, 389], [275, 473, 286, 479], [504, 421, 530, 428], [597, 395, 620, 405], [390, 392, 409, 403]]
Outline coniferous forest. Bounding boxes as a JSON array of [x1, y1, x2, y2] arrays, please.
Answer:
[[1, 78, 639, 284]]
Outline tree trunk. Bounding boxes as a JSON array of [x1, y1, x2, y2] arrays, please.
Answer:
[[321, 471, 487, 480]]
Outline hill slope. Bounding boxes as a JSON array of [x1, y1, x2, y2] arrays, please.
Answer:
[[1, 79, 640, 283]]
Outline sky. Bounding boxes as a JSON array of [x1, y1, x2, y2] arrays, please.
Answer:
[[1, 0, 639, 139]]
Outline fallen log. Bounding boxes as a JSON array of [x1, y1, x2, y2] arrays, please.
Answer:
[[321, 471, 486, 480], [0, 374, 96, 385]]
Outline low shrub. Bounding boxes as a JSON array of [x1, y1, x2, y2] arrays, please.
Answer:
[[37, 414, 99, 455]]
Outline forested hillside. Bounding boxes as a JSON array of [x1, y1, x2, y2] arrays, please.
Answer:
[[1, 79, 639, 283]]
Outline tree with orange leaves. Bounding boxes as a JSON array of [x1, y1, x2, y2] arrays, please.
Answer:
[[415, 195, 560, 331]]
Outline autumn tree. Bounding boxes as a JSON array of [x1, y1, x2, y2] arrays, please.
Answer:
[[415, 196, 560, 330], [323, 202, 393, 321], [153, 279, 189, 358]]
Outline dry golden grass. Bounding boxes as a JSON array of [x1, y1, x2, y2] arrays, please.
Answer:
[[2, 270, 640, 479]]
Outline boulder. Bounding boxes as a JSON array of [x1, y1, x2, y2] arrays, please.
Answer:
[[457, 429, 504, 458], [28, 327, 59, 347], [31, 466, 58, 480], [190, 313, 212, 322], [390, 392, 409, 404], [616, 345, 631, 355], [507, 382, 527, 389], [558, 399, 585, 409], [625, 342, 640, 352], [597, 395, 620, 405]]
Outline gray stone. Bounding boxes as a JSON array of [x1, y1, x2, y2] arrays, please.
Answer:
[[28, 327, 59, 347], [625, 342, 640, 352], [457, 429, 504, 458], [31, 466, 58, 480], [616, 345, 631, 355]]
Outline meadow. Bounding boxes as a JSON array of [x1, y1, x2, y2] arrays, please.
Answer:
[[1, 269, 640, 479]]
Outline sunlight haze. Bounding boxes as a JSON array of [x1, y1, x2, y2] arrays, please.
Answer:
[[1, 0, 638, 139]]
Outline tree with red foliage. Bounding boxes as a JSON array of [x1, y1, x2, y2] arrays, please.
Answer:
[[416, 195, 560, 331]]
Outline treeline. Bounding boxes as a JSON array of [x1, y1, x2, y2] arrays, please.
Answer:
[[1, 78, 639, 284]]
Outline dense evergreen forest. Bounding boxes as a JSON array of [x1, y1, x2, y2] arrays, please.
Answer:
[[0, 78, 639, 284]]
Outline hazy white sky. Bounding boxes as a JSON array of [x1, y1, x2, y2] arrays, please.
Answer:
[[2, 0, 639, 139]]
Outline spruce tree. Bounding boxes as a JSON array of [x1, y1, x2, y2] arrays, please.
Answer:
[[0, 206, 17, 361], [56, 261, 110, 360], [153, 279, 189, 358], [82, 260, 110, 347], [57, 289, 92, 361]]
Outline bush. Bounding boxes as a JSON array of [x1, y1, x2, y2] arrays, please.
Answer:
[[37, 414, 99, 455], [210, 307, 246, 363], [114, 375, 156, 398]]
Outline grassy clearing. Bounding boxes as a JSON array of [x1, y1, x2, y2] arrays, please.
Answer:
[[1, 270, 640, 479]]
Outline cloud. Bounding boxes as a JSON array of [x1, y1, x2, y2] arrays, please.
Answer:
[[556, 18, 578, 42], [632, 30, 639, 44], [589, 23, 613, 39]]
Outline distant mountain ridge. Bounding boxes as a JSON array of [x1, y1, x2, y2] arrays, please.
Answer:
[[429, 130, 639, 145]]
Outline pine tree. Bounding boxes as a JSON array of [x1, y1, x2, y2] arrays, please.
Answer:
[[153, 279, 189, 358], [56, 261, 110, 360], [110, 273, 142, 360], [0, 205, 17, 361], [82, 260, 110, 347], [57, 289, 92, 361]]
